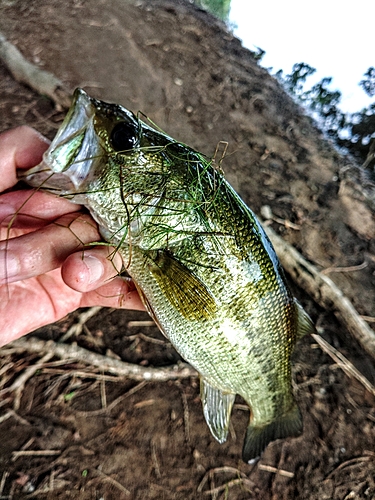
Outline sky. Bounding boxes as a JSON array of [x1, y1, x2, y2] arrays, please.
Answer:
[[229, 0, 373, 113]]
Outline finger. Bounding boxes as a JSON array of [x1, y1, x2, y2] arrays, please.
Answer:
[[80, 276, 145, 311], [0, 212, 100, 284], [0, 189, 81, 229], [61, 246, 123, 293], [0, 126, 50, 191]]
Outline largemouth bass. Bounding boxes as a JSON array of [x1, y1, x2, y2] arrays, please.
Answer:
[[23, 88, 314, 463]]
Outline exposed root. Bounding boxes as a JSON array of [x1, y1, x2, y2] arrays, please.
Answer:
[[264, 224, 375, 359], [0, 31, 72, 109], [6, 336, 197, 382]]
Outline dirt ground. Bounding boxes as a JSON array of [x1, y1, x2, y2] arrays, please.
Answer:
[[0, 1, 375, 498]]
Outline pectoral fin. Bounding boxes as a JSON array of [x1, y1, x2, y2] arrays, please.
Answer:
[[146, 249, 216, 321], [200, 378, 235, 444]]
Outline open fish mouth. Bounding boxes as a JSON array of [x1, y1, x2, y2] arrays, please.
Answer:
[[20, 89, 104, 195]]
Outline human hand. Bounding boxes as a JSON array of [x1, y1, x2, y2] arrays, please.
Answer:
[[0, 126, 145, 346]]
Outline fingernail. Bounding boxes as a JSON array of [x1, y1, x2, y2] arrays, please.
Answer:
[[84, 255, 104, 284], [0, 250, 20, 281]]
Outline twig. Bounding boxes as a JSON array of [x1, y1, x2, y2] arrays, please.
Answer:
[[0, 31, 72, 108], [0, 409, 30, 426], [180, 390, 190, 444], [151, 438, 162, 479], [324, 455, 374, 480], [127, 333, 166, 345], [93, 469, 130, 495], [74, 381, 147, 416], [258, 464, 294, 478], [361, 315, 375, 323], [0, 471, 9, 498], [127, 320, 155, 328], [60, 306, 102, 342], [321, 261, 368, 275], [263, 224, 375, 359], [9, 337, 197, 381], [311, 333, 375, 397], [12, 450, 61, 461], [197, 467, 250, 493], [100, 370, 107, 409], [8, 351, 54, 411]]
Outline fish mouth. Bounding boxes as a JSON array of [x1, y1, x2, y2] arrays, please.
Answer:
[[20, 88, 102, 195]]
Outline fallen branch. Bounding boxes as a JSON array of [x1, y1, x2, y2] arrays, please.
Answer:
[[264, 224, 375, 359], [7, 336, 197, 381], [0, 31, 72, 109]]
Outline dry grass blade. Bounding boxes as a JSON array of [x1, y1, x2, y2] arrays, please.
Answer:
[[311, 333, 375, 397]]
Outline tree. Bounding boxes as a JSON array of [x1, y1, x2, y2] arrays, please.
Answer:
[[277, 64, 375, 173], [360, 67, 375, 97]]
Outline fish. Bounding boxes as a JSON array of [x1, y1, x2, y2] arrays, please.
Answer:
[[23, 88, 314, 463]]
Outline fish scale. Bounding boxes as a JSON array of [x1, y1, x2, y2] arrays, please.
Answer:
[[23, 88, 314, 463]]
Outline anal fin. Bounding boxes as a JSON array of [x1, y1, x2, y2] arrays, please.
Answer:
[[242, 403, 303, 464], [200, 378, 235, 444]]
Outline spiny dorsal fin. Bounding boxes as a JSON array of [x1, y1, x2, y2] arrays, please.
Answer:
[[200, 377, 235, 444], [145, 249, 217, 321]]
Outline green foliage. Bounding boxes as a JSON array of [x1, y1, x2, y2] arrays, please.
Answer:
[[194, 0, 231, 22], [282, 63, 316, 96], [276, 63, 375, 172], [252, 46, 266, 62]]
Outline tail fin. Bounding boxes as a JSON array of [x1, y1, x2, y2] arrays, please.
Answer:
[[242, 404, 303, 464]]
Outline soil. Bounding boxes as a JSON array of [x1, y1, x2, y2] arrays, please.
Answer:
[[0, 1, 375, 499]]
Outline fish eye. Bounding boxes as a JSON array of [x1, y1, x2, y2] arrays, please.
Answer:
[[110, 121, 138, 152]]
